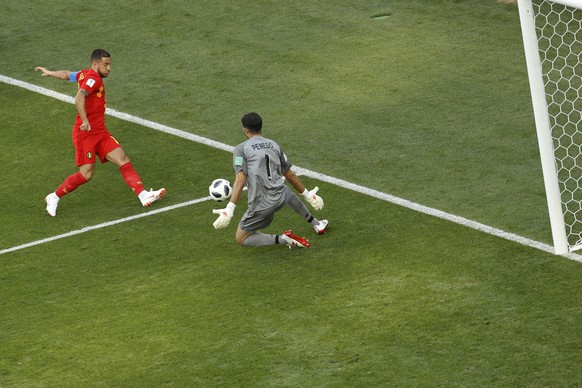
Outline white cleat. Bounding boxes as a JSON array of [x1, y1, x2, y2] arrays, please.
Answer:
[[45, 192, 60, 217], [314, 219, 328, 235], [139, 188, 166, 207]]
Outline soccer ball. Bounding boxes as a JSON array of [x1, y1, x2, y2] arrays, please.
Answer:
[[209, 178, 232, 202]]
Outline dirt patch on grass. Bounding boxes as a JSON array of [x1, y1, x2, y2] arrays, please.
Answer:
[[497, 0, 517, 4]]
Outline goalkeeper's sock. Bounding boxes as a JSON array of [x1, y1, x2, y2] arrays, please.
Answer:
[[305, 215, 320, 228], [120, 162, 145, 196], [55, 172, 88, 197], [243, 232, 278, 247], [287, 193, 316, 223]]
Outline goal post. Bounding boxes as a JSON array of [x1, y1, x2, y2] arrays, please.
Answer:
[[518, 0, 582, 254]]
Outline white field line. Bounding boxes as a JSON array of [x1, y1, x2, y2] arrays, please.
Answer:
[[0, 197, 212, 255], [2, 75, 581, 263]]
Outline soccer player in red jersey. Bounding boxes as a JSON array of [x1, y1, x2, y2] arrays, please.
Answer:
[[35, 49, 166, 216]]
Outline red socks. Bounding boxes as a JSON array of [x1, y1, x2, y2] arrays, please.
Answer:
[[119, 162, 145, 196], [55, 172, 88, 198], [54, 163, 144, 198]]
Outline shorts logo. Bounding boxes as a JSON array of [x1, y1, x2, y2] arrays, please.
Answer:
[[86, 151, 93, 159]]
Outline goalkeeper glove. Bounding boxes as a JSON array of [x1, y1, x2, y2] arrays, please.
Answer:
[[212, 202, 236, 229], [302, 187, 324, 211]]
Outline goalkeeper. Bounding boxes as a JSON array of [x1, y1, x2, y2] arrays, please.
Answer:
[[212, 112, 328, 248]]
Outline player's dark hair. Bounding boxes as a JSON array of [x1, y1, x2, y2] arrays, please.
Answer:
[[241, 112, 262, 133], [91, 49, 111, 63]]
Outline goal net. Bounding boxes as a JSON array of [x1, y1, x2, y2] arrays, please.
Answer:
[[518, 0, 582, 254]]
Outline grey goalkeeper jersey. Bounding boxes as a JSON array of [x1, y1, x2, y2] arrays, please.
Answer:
[[233, 135, 293, 212]]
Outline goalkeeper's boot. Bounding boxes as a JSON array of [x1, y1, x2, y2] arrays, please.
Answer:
[[313, 219, 328, 235], [45, 192, 60, 217], [282, 230, 311, 248], [140, 188, 166, 207]]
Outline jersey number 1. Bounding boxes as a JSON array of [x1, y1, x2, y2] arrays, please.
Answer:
[[265, 154, 272, 181]]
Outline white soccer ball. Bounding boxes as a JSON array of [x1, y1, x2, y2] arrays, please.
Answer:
[[209, 178, 232, 202]]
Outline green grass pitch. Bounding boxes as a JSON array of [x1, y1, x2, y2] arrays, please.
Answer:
[[1, 0, 581, 386]]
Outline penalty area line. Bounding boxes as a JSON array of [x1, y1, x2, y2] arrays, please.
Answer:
[[293, 168, 582, 264], [2, 75, 581, 262], [0, 197, 212, 256], [0, 74, 234, 153]]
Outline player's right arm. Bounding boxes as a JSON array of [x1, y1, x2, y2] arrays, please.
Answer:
[[212, 171, 245, 229], [74, 89, 91, 131], [34, 67, 75, 81], [229, 171, 246, 207]]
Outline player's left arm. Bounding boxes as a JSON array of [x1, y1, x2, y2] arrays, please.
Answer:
[[283, 169, 306, 193], [279, 148, 306, 194], [284, 169, 324, 211], [34, 67, 76, 81]]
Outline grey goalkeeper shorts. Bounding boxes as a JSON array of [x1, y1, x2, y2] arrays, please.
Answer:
[[239, 186, 293, 232]]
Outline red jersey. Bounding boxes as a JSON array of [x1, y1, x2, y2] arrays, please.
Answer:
[[75, 68, 106, 131]]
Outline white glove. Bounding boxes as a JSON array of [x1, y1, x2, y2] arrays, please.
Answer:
[[212, 202, 236, 229], [302, 187, 324, 211]]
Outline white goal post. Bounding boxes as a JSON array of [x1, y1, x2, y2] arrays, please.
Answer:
[[518, 0, 582, 254]]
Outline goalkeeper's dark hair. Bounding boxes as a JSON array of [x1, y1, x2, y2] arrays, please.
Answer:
[[241, 112, 262, 133], [91, 49, 111, 63]]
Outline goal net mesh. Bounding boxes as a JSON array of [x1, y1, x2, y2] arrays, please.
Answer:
[[533, 0, 582, 247]]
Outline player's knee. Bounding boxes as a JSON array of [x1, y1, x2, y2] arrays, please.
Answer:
[[236, 234, 246, 246], [235, 231, 251, 246], [107, 148, 130, 166], [80, 169, 94, 181]]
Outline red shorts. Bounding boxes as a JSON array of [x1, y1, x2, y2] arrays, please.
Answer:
[[72, 127, 121, 166]]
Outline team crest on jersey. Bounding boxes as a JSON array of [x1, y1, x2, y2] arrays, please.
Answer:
[[86, 151, 93, 159]]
